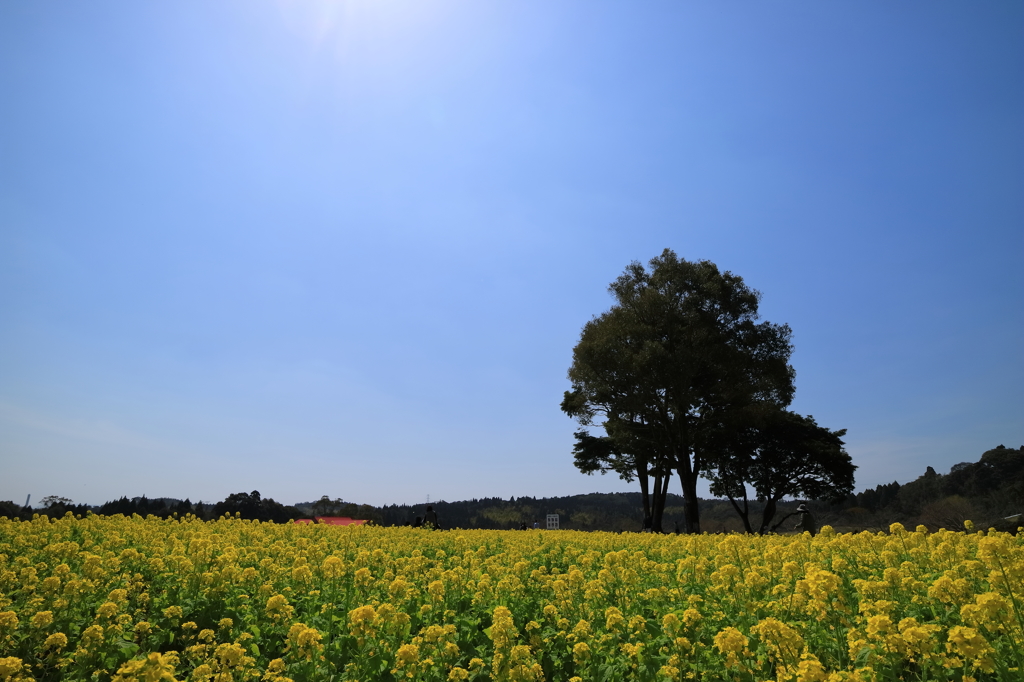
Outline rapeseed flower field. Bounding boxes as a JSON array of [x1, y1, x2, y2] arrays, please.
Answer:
[[0, 514, 1021, 682]]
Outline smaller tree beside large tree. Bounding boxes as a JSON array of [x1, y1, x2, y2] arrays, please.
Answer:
[[704, 409, 856, 533]]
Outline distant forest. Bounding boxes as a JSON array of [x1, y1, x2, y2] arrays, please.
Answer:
[[3, 445, 1021, 534]]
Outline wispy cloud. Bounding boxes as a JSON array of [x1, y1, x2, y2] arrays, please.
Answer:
[[0, 401, 181, 457]]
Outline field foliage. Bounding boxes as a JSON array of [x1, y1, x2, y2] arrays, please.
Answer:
[[1, 514, 1022, 681]]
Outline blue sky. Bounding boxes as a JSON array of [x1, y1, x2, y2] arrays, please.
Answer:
[[2, 1, 1021, 508]]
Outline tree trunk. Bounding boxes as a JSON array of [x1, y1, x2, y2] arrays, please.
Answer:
[[675, 450, 702, 534], [651, 471, 675, 528], [651, 470, 671, 532], [726, 489, 754, 534], [759, 497, 779, 534], [649, 471, 661, 532], [637, 459, 650, 521], [674, 429, 703, 534]]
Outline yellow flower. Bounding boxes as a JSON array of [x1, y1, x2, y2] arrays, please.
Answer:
[[285, 623, 323, 661], [262, 658, 292, 682], [795, 653, 827, 682], [265, 594, 293, 619], [865, 614, 892, 638], [214, 642, 252, 669], [0, 612, 18, 632], [604, 606, 625, 631], [662, 612, 680, 637], [96, 601, 120, 619], [112, 652, 179, 682], [751, 617, 803, 666], [30, 611, 53, 628], [620, 642, 643, 659], [928, 575, 968, 604], [395, 643, 420, 666], [349, 604, 376, 624], [946, 626, 994, 668], [0, 657, 32, 682], [714, 626, 748, 654], [322, 555, 345, 579], [489, 605, 518, 649], [43, 632, 68, 651], [713, 626, 749, 669], [658, 664, 680, 681], [81, 624, 105, 648]]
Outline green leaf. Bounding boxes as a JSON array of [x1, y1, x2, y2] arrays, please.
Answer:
[[118, 641, 140, 657]]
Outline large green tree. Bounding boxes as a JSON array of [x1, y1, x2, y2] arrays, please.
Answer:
[[704, 409, 856, 533], [562, 250, 795, 533]]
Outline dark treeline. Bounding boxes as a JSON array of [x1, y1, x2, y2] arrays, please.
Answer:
[[374, 493, 773, 533], [3, 446, 1020, 533], [0, 490, 303, 524], [360, 445, 1023, 533], [827, 445, 1023, 533]]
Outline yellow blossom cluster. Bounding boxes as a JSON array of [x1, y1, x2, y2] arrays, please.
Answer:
[[0, 513, 1021, 681]]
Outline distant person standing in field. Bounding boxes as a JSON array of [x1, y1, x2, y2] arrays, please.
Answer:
[[423, 506, 440, 530], [795, 503, 817, 536]]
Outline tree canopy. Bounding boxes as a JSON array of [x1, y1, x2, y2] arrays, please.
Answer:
[[562, 249, 796, 532], [212, 490, 300, 523]]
